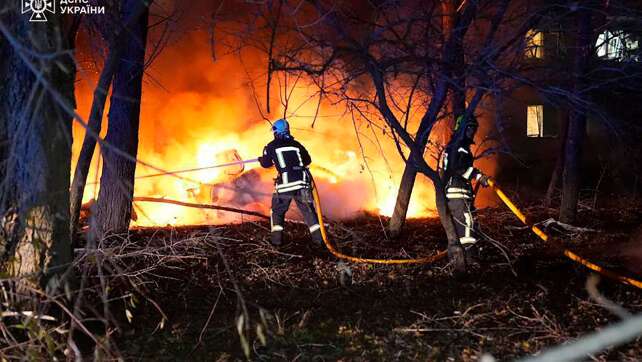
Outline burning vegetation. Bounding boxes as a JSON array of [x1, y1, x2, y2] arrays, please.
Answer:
[[73, 30, 454, 226]]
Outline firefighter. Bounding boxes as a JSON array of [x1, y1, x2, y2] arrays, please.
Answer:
[[258, 118, 323, 246], [441, 115, 490, 266]]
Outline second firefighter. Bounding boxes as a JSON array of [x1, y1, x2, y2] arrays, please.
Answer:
[[441, 115, 489, 264]]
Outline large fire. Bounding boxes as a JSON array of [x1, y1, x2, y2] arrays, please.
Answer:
[[72, 30, 495, 227]]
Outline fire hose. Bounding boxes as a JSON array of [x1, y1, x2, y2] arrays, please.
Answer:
[[134, 158, 260, 180], [130, 156, 642, 287], [310, 177, 448, 264], [487, 179, 642, 289], [313, 176, 642, 287]]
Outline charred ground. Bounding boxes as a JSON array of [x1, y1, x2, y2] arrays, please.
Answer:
[[76, 196, 642, 361]]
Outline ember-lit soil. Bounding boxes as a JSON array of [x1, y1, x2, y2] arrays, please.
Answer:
[[106, 197, 642, 360]]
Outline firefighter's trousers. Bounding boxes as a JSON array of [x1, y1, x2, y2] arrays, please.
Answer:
[[270, 188, 323, 245], [447, 196, 477, 247]]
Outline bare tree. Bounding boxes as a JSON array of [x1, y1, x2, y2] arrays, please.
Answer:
[[231, 0, 542, 268], [93, 0, 151, 236], [539, 1, 642, 222], [69, 0, 151, 235], [559, 4, 594, 223], [389, 0, 467, 238], [0, 2, 79, 289], [544, 113, 569, 208]]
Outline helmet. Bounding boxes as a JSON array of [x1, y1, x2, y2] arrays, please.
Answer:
[[272, 118, 290, 136]]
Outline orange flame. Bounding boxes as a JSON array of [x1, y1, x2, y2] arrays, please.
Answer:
[[72, 31, 496, 227]]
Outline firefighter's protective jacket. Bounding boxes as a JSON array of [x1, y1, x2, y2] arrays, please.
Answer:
[[259, 137, 312, 193], [441, 139, 481, 200]]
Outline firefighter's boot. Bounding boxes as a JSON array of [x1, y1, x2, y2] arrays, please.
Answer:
[[310, 227, 323, 245], [464, 243, 480, 267], [448, 244, 467, 275], [271, 230, 283, 246]]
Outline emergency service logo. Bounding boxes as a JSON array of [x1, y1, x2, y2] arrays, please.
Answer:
[[22, 0, 104, 22], [22, 0, 55, 22]]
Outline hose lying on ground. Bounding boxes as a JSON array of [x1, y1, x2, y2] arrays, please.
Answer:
[[311, 179, 448, 265], [488, 179, 642, 289], [311, 176, 642, 286]]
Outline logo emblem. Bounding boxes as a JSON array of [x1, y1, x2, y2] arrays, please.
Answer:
[[22, 0, 55, 22]]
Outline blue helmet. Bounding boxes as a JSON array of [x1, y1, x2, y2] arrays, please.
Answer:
[[272, 118, 290, 137]]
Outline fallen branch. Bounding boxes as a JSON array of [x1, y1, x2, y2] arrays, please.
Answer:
[[132, 197, 269, 220], [505, 218, 598, 234], [540, 218, 598, 233]]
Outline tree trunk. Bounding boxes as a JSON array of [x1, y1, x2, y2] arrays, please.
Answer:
[[94, 0, 149, 237], [0, 7, 77, 290], [544, 112, 569, 207], [387, 79, 450, 237], [69, 53, 115, 235], [431, 175, 464, 272], [388, 160, 418, 237], [433, 181, 459, 245], [388, 1, 464, 238], [560, 113, 587, 223], [69, 1, 152, 235], [560, 7, 592, 224]]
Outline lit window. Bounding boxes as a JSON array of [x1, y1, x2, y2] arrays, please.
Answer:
[[525, 30, 544, 59], [527, 105, 544, 137], [596, 30, 640, 61]]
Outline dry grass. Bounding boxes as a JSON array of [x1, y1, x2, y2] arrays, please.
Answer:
[[1, 200, 641, 360]]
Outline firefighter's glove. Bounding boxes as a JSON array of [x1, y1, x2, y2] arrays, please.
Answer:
[[478, 175, 490, 187]]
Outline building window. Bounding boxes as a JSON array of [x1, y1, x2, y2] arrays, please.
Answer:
[[525, 30, 544, 59], [527, 105, 544, 137], [596, 30, 640, 61]]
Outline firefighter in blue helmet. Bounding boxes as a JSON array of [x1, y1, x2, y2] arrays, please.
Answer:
[[441, 115, 490, 266], [258, 119, 323, 246]]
